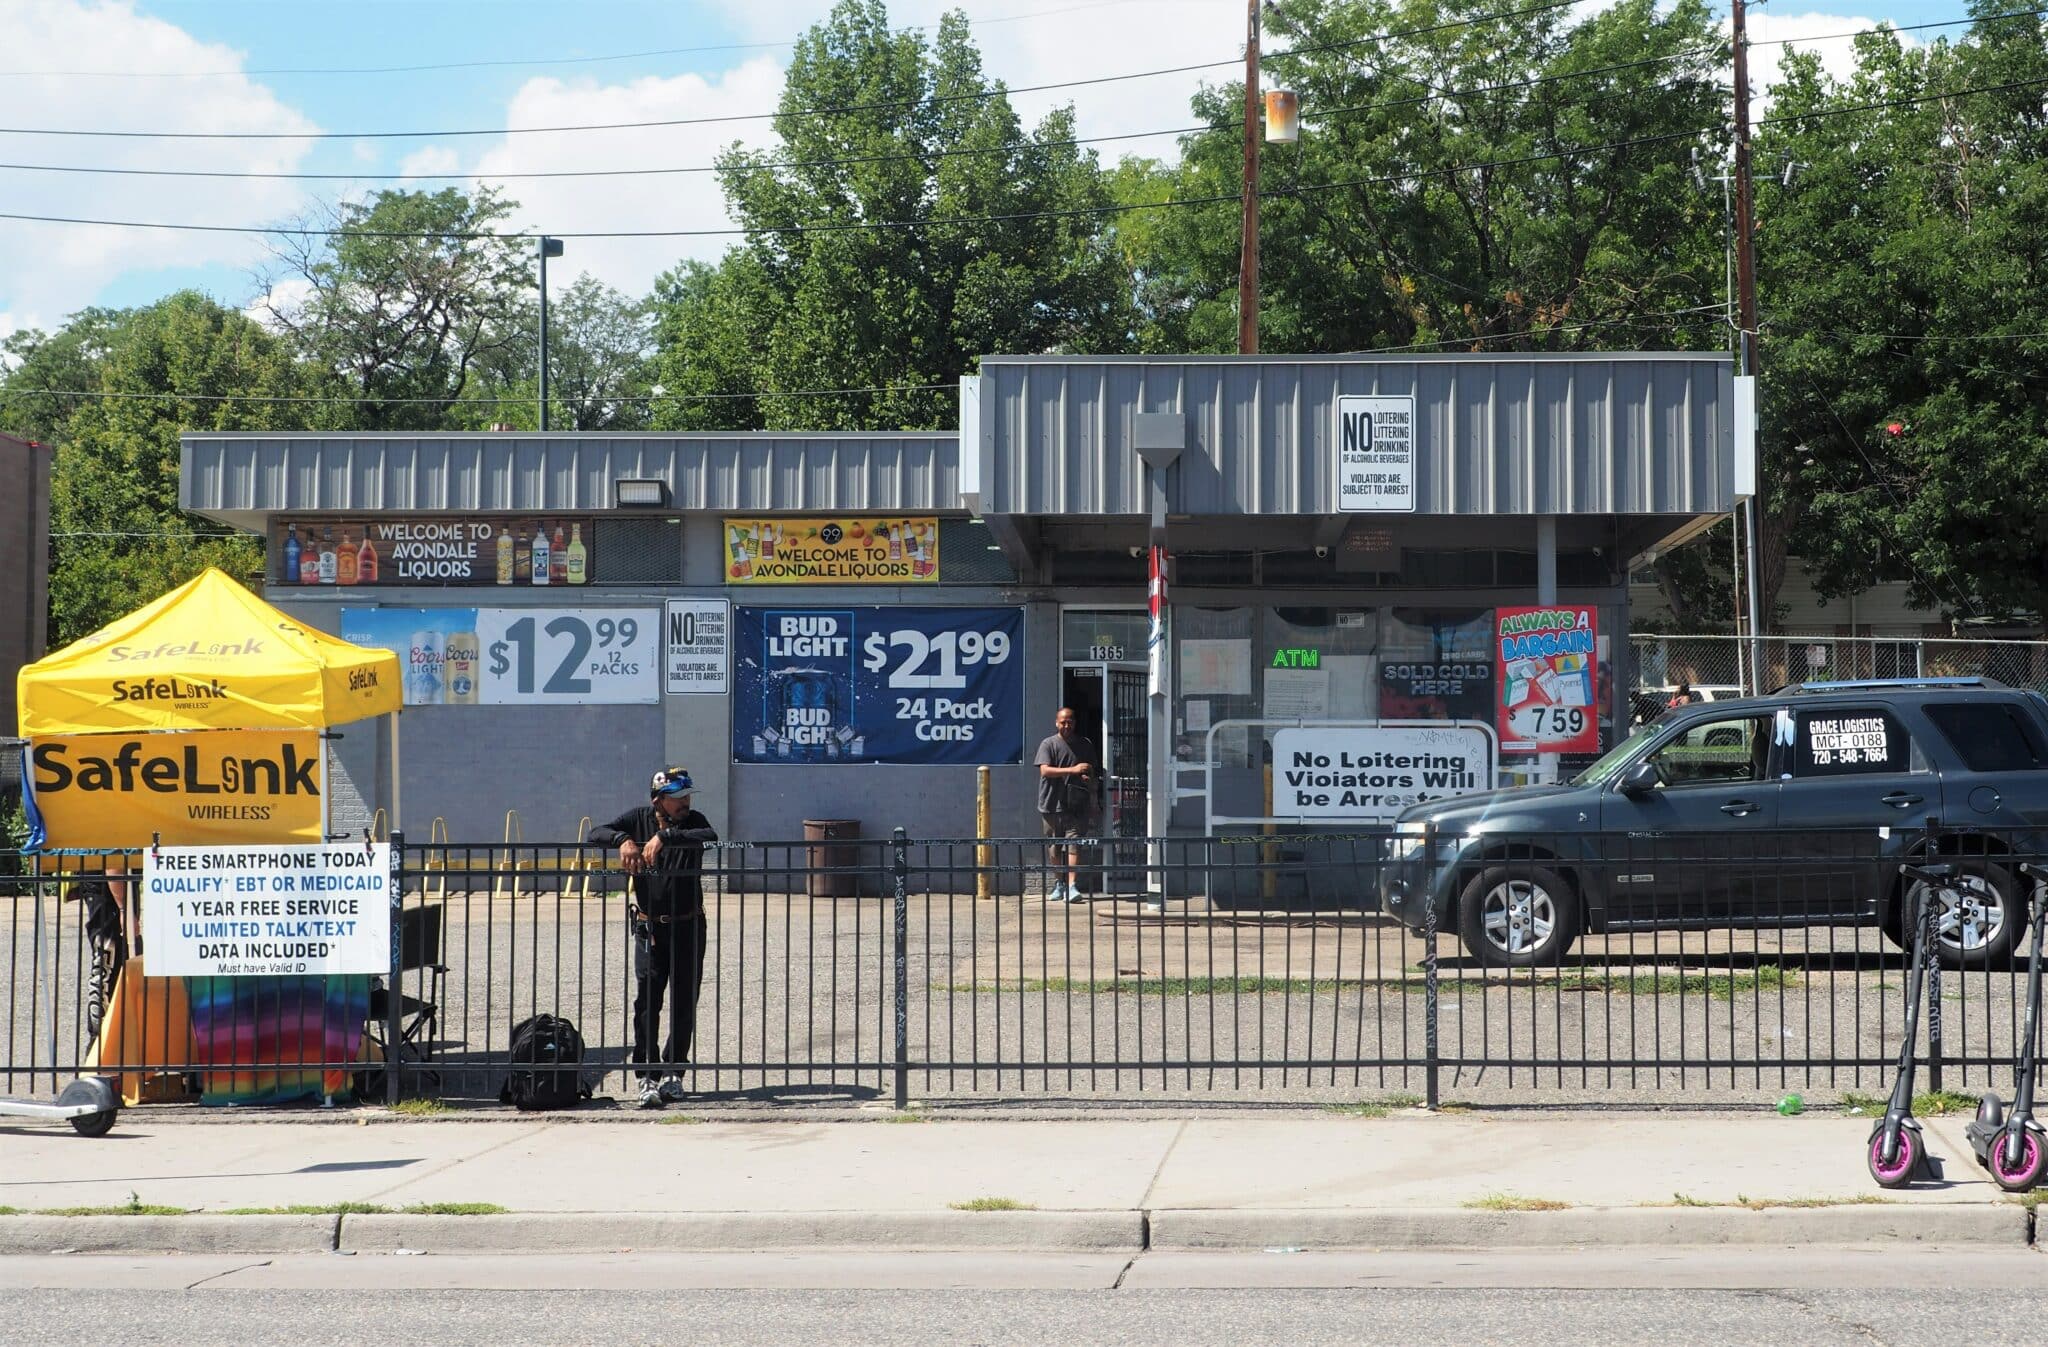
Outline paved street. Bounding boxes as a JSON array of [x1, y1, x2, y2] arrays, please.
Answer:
[[8, 1258, 2048, 1346]]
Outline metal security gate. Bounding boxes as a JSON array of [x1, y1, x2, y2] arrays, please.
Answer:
[[1107, 668, 1149, 891]]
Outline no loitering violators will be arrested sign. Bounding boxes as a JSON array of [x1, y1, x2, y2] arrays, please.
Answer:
[[141, 843, 392, 978]]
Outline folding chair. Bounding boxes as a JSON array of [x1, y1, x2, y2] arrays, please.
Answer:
[[363, 903, 447, 1095]]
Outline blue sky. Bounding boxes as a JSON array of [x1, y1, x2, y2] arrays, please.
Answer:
[[0, 0, 1986, 343]]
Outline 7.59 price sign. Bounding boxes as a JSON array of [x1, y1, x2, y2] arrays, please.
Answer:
[[732, 606, 1024, 764]]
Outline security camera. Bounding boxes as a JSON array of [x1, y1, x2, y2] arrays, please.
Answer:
[[1314, 545, 1330, 559], [1128, 546, 1143, 559]]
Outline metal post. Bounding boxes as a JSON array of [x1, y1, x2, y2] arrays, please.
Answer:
[[385, 829, 405, 1105], [891, 827, 910, 1110], [1922, 815, 1943, 1093], [976, 767, 993, 901], [537, 236, 563, 431], [1237, 0, 1261, 354], [1536, 515, 1560, 784], [1423, 823, 1441, 1110], [1731, 0, 1766, 686]]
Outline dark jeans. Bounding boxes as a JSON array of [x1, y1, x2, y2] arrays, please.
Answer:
[[632, 912, 707, 1082]]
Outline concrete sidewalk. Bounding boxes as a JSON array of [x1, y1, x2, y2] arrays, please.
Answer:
[[0, 1110, 2036, 1254]]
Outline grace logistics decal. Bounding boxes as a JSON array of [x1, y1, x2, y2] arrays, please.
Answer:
[[1496, 605, 1599, 754], [732, 607, 1024, 764]]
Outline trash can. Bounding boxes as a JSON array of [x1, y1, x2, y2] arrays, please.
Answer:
[[803, 819, 862, 898]]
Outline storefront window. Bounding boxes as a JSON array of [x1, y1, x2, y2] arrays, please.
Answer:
[[1060, 610, 1149, 664], [1174, 605, 1255, 766], [1379, 608, 1496, 723]]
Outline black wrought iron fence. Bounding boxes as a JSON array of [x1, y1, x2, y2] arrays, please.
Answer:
[[4, 824, 2046, 1109]]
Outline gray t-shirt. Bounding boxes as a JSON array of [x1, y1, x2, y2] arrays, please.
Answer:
[[1034, 732, 1098, 816]]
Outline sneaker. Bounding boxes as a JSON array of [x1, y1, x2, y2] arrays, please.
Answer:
[[637, 1079, 663, 1109], [1047, 882, 1070, 903], [658, 1075, 688, 1103], [1064, 887, 1092, 904]]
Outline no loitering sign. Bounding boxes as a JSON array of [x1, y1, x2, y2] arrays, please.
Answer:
[[142, 843, 391, 978]]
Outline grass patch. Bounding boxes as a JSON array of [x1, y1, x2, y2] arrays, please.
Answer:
[[658, 1114, 703, 1126], [388, 1098, 453, 1117], [1668, 1192, 1715, 1208], [1435, 1100, 1477, 1114], [948, 1196, 1036, 1212], [882, 1110, 933, 1123], [37, 1192, 188, 1217], [1325, 1091, 1427, 1119], [1735, 1194, 1895, 1211], [0, 1206, 19, 1215], [935, 967, 1797, 1001], [1842, 1089, 1976, 1117], [398, 1202, 506, 1216], [218, 1203, 391, 1216], [1462, 1193, 1570, 1212], [2003, 1191, 2048, 1210]]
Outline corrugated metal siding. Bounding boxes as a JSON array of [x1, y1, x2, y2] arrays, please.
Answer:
[[977, 355, 1733, 517], [180, 433, 960, 517]]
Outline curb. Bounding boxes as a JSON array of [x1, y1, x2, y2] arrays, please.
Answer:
[[0, 1214, 337, 1256], [1148, 1204, 2033, 1250], [339, 1210, 1146, 1254]]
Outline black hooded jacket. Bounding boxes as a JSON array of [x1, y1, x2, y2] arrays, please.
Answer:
[[587, 803, 718, 918]]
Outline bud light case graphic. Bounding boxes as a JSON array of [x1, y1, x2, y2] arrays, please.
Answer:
[[733, 607, 1025, 765]]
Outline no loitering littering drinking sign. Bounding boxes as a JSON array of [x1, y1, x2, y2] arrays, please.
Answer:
[[142, 843, 392, 977]]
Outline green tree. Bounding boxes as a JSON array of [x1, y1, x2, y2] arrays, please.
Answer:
[[255, 188, 532, 430], [650, 0, 1134, 432], [46, 292, 309, 644], [1121, 0, 1731, 355], [0, 308, 125, 446], [1758, 7, 2048, 621]]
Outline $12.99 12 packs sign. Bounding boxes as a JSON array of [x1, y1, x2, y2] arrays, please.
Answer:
[[732, 607, 1023, 764]]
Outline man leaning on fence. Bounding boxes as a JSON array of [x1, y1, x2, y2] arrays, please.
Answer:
[[588, 767, 718, 1109]]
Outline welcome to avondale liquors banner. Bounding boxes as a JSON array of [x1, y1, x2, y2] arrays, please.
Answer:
[[27, 730, 323, 848]]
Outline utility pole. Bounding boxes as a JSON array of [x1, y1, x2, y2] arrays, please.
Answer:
[[1731, 0, 1765, 685], [1238, 0, 1261, 355], [537, 236, 564, 432]]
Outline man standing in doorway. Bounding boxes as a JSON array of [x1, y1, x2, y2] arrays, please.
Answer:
[[588, 767, 719, 1108], [1034, 707, 1099, 903]]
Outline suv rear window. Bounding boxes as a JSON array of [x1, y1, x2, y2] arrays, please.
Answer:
[[1924, 702, 2048, 772], [1792, 708, 1911, 777]]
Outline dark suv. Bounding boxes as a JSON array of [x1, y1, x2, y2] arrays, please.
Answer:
[[1382, 678, 2048, 969]]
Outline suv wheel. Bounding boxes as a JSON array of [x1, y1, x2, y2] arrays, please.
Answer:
[[1459, 864, 1580, 968], [1894, 862, 2021, 970]]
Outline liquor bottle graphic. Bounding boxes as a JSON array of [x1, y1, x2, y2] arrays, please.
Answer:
[[530, 524, 550, 585], [283, 527, 301, 583], [356, 532, 378, 583], [298, 530, 319, 585], [336, 529, 358, 585], [728, 525, 752, 580], [549, 525, 568, 585], [760, 523, 776, 560], [317, 528, 338, 584], [515, 531, 532, 585], [495, 527, 514, 584], [888, 525, 902, 561], [565, 523, 587, 584]]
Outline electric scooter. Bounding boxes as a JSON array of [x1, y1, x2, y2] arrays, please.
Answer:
[[1868, 862, 1951, 1187], [1963, 861, 2048, 1191]]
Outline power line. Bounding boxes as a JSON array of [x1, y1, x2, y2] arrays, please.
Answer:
[[0, 381, 960, 407], [0, 0, 1589, 142], [1, 75, 2036, 243], [0, 0, 1172, 79], [0, 45, 1715, 185], [1746, 5, 2048, 49]]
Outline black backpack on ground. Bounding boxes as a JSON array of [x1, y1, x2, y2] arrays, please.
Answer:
[[499, 1014, 589, 1111]]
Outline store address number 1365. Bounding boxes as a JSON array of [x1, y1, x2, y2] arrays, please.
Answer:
[[477, 609, 659, 703]]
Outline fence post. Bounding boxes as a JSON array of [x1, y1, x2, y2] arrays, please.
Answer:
[[891, 827, 910, 1111], [385, 830, 405, 1106], [1923, 815, 1943, 1094], [1422, 822, 1441, 1111]]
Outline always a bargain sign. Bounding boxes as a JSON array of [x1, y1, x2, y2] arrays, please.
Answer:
[[25, 730, 323, 849]]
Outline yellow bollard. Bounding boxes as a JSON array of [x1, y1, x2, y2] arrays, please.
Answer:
[[566, 815, 595, 901], [976, 766, 993, 900], [1262, 764, 1277, 903]]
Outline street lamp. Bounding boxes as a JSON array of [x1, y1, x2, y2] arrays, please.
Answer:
[[537, 236, 564, 432]]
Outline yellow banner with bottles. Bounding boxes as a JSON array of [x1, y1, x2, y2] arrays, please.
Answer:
[[722, 517, 939, 584]]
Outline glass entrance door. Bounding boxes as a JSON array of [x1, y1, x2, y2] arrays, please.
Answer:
[[1059, 661, 1150, 894]]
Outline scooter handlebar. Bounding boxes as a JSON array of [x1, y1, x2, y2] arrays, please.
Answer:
[[1899, 862, 1956, 885]]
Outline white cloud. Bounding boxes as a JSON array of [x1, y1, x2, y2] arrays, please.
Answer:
[[0, 1, 320, 325], [1746, 10, 1914, 98], [395, 145, 463, 179]]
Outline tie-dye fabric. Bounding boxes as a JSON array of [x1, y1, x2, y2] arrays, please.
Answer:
[[185, 974, 371, 1105]]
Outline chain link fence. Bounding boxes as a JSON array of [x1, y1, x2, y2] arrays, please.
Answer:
[[1629, 635, 2048, 714]]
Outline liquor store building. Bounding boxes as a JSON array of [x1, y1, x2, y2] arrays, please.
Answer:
[[178, 353, 1743, 848]]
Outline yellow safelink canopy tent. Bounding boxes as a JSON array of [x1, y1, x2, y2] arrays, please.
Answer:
[[17, 567, 400, 735]]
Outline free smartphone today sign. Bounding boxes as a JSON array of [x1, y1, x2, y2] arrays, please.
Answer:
[[142, 843, 392, 977], [1270, 724, 1494, 823]]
